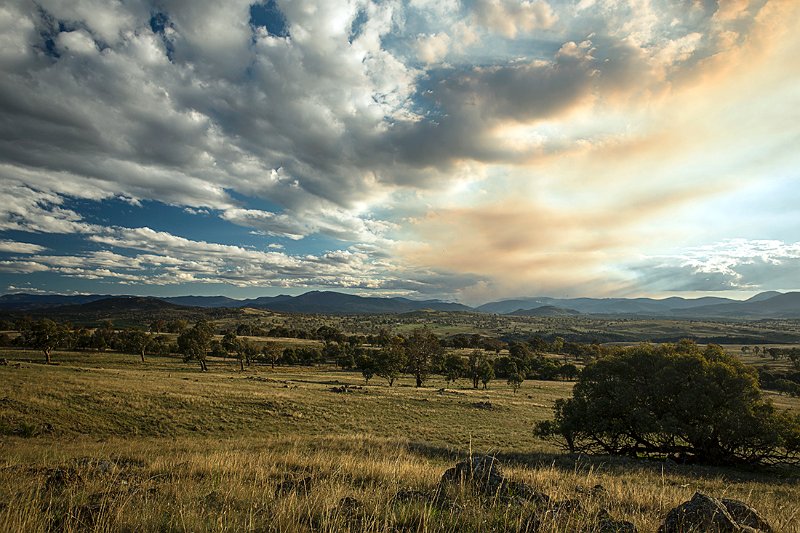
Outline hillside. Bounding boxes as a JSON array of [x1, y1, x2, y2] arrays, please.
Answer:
[[478, 293, 800, 318], [477, 295, 738, 315], [8, 296, 239, 326], [161, 295, 242, 308], [0, 293, 110, 310], [5, 290, 800, 319], [674, 292, 800, 318], [507, 305, 581, 317], [244, 291, 473, 314], [0, 291, 472, 315], [0, 349, 797, 532]]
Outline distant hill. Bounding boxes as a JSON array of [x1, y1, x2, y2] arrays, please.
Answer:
[[4, 290, 799, 319], [58, 296, 185, 313], [12, 296, 237, 327], [745, 291, 783, 303], [243, 291, 473, 314], [477, 296, 737, 316], [161, 295, 242, 308], [673, 292, 800, 318], [507, 305, 581, 317], [0, 293, 111, 311], [0, 291, 471, 315]]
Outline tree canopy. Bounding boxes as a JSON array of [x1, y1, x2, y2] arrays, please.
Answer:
[[535, 341, 800, 466]]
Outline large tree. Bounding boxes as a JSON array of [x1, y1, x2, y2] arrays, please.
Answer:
[[443, 353, 466, 386], [262, 342, 282, 369], [536, 342, 800, 466], [177, 320, 214, 371], [405, 328, 444, 387], [375, 336, 406, 386], [24, 319, 70, 364], [123, 329, 153, 363]]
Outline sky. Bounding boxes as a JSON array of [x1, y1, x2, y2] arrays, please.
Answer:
[[0, 0, 799, 305]]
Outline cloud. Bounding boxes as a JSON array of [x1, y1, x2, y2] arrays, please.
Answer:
[[0, 240, 46, 254], [630, 240, 800, 293], [0, 0, 798, 301], [471, 0, 557, 38], [414, 32, 451, 64], [0, 260, 50, 274], [0, 183, 100, 234]]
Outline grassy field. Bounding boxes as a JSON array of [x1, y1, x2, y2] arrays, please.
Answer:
[[1, 348, 799, 532]]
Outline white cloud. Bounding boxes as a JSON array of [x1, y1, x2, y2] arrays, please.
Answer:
[[0, 260, 50, 274], [471, 0, 557, 38], [0, 184, 100, 234], [632, 240, 800, 292], [414, 32, 451, 64], [0, 240, 46, 254], [57, 29, 98, 55]]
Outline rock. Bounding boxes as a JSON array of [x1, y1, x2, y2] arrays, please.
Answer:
[[721, 498, 773, 533], [440, 455, 505, 491], [439, 455, 550, 505], [335, 496, 364, 518], [658, 492, 751, 533], [275, 476, 313, 496], [500, 480, 551, 504], [597, 508, 637, 533]]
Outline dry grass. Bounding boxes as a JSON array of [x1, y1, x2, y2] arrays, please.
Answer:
[[1, 348, 798, 532]]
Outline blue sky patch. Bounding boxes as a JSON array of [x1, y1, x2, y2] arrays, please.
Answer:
[[249, 1, 289, 37]]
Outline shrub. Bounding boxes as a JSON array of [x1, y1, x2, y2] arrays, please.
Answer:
[[535, 342, 800, 466]]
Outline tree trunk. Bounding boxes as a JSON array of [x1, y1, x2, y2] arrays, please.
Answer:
[[200, 359, 207, 371], [140, 350, 146, 363], [473, 376, 479, 389], [44, 349, 51, 364], [239, 358, 244, 371], [271, 357, 275, 369], [415, 374, 423, 387]]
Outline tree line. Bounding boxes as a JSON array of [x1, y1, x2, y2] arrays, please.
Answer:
[[6, 319, 585, 388]]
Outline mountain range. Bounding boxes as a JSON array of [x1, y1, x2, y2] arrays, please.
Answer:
[[2, 290, 800, 318]]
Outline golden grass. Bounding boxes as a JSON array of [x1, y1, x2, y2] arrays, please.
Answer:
[[0, 348, 798, 532]]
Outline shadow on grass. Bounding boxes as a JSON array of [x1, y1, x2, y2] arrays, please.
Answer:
[[406, 441, 800, 484]]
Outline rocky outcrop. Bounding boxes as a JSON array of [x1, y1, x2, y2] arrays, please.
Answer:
[[439, 455, 550, 504], [659, 492, 772, 533]]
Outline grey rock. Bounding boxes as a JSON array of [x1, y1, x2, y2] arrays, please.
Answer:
[[721, 498, 773, 533], [659, 492, 749, 532], [440, 455, 505, 490], [439, 455, 550, 505]]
